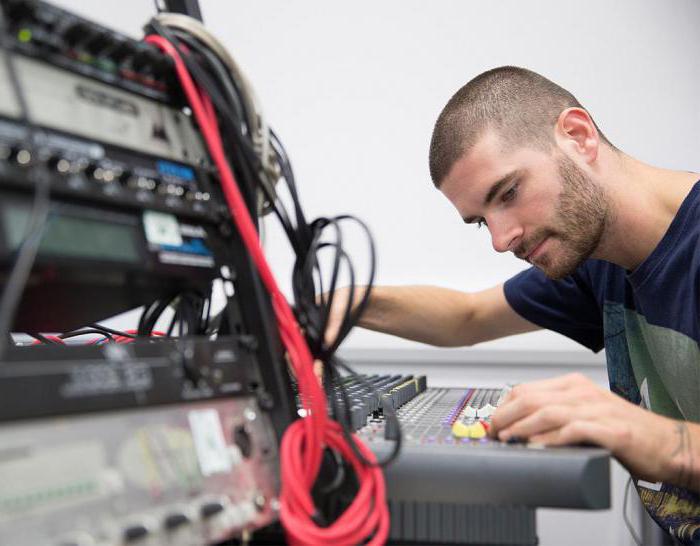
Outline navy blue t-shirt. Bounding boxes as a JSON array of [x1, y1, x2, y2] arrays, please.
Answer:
[[504, 180, 700, 544]]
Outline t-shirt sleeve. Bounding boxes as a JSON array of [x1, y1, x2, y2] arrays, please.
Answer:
[[503, 265, 604, 352]]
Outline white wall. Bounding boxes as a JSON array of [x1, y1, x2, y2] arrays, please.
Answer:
[[54, 0, 700, 352], [198, 0, 700, 352]]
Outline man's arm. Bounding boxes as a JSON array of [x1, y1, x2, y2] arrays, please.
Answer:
[[328, 284, 539, 347], [490, 373, 700, 492]]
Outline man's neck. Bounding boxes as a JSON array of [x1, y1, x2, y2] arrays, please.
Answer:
[[592, 150, 699, 271]]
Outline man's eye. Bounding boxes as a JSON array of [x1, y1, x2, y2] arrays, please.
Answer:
[[502, 184, 518, 202]]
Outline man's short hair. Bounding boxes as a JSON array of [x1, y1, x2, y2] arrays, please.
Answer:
[[428, 66, 614, 187]]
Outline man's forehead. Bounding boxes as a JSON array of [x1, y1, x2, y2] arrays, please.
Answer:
[[441, 130, 514, 201]]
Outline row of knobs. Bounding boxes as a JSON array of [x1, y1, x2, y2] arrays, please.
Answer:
[[58, 498, 260, 545], [1, 145, 210, 202], [3, 0, 172, 76]]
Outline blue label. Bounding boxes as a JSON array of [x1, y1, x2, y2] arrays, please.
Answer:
[[157, 160, 195, 182], [161, 238, 212, 256]]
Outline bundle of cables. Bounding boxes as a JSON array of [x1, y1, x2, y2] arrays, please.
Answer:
[[25, 288, 213, 346], [145, 15, 402, 546], [28, 325, 165, 346], [137, 288, 213, 338]]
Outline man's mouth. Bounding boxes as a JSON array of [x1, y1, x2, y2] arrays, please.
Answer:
[[524, 237, 549, 262]]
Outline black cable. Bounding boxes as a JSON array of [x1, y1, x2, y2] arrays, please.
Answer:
[[147, 20, 261, 222], [328, 356, 402, 468], [161, 23, 316, 253], [290, 212, 392, 469], [151, 21, 312, 254], [146, 18, 394, 478], [262, 138, 390, 466], [28, 332, 59, 344], [59, 329, 113, 342], [148, 21, 305, 261], [139, 295, 178, 336], [325, 217, 375, 350], [167, 301, 180, 337], [89, 324, 136, 338], [270, 129, 311, 243], [137, 300, 159, 335], [180, 293, 192, 336], [255, 121, 389, 469], [200, 289, 212, 334], [317, 448, 346, 495], [0, 9, 51, 360], [168, 30, 249, 134], [178, 298, 185, 336], [283, 207, 393, 468]]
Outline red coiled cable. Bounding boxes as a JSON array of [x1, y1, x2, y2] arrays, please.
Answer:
[[145, 34, 388, 546]]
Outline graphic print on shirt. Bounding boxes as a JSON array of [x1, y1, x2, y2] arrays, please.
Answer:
[[604, 302, 700, 543]]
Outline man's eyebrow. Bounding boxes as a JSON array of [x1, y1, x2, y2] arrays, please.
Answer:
[[483, 170, 522, 206], [462, 170, 524, 224]]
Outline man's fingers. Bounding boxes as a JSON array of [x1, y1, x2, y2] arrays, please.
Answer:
[[496, 404, 570, 441], [490, 390, 574, 436], [313, 359, 324, 384], [497, 403, 603, 442], [529, 419, 610, 448]]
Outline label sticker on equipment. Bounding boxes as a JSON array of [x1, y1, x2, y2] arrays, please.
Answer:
[[158, 251, 214, 268], [188, 409, 232, 476], [143, 211, 183, 246], [637, 479, 662, 491]]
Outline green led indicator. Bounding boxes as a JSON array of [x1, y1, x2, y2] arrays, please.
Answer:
[[17, 29, 32, 43]]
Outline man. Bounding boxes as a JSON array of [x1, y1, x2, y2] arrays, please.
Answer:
[[329, 66, 700, 543]]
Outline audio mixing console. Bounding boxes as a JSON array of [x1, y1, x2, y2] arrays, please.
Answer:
[[336, 374, 610, 510]]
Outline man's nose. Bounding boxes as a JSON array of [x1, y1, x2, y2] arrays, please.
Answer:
[[489, 220, 522, 253]]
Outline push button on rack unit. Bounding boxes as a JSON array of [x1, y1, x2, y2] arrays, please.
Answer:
[[200, 501, 224, 519], [163, 512, 190, 530], [122, 523, 149, 542]]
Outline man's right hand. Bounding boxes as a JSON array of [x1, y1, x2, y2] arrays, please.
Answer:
[[311, 286, 368, 384], [320, 285, 369, 347]]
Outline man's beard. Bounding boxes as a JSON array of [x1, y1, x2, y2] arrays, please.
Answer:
[[516, 155, 609, 280]]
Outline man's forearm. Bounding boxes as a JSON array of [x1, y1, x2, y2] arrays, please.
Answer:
[[663, 420, 700, 492], [617, 412, 700, 493], [357, 285, 479, 347]]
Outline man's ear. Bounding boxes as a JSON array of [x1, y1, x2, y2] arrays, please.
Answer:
[[555, 107, 599, 164]]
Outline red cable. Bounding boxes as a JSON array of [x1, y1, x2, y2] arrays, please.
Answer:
[[88, 330, 167, 344], [145, 34, 388, 545], [31, 335, 65, 345], [113, 329, 167, 344]]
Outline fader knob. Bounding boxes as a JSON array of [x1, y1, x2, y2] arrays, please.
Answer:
[[476, 404, 496, 418], [122, 524, 149, 543], [200, 501, 224, 519], [163, 512, 189, 530]]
